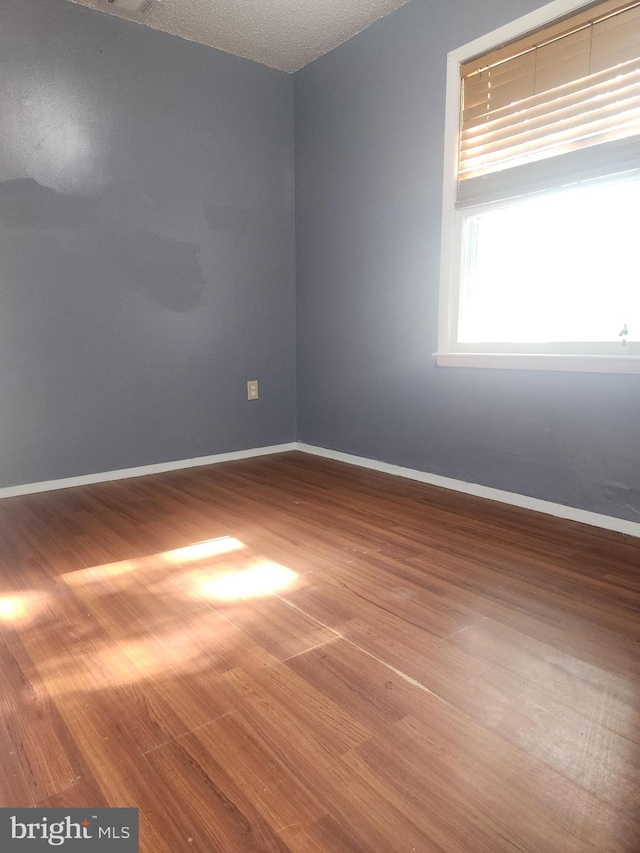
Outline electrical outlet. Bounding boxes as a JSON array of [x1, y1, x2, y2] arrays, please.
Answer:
[[247, 380, 259, 401]]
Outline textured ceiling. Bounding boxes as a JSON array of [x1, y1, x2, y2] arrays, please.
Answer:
[[66, 0, 411, 72]]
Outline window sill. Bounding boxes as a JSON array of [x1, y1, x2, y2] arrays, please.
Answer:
[[433, 352, 640, 374]]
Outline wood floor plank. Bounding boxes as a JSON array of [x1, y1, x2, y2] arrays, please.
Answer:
[[356, 713, 640, 853], [442, 583, 640, 680], [213, 595, 337, 662], [232, 698, 443, 853], [142, 726, 296, 853], [228, 657, 373, 757], [108, 608, 281, 736], [281, 635, 567, 825], [148, 712, 325, 834], [17, 616, 191, 754], [0, 452, 639, 851], [36, 774, 109, 809], [278, 814, 371, 853], [284, 639, 413, 731], [308, 557, 484, 640], [447, 617, 639, 722], [0, 636, 89, 807], [336, 608, 492, 708]]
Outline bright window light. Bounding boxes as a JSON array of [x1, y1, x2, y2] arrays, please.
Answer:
[[437, 0, 640, 371], [458, 176, 640, 345]]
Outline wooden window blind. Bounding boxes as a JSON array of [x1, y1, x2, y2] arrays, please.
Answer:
[[457, 0, 640, 207]]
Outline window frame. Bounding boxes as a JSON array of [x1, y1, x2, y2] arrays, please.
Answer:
[[435, 0, 640, 374]]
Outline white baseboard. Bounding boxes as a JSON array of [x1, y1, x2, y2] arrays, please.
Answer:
[[2, 439, 638, 540], [0, 443, 298, 499], [296, 443, 640, 539]]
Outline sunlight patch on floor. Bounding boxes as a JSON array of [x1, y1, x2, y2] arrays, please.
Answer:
[[109, 614, 239, 679], [163, 537, 244, 564], [0, 592, 49, 624], [198, 562, 297, 601], [62, 560, 137, 587], [62, 537, 245, 589]]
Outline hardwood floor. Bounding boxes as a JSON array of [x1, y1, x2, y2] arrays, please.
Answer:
[[1, 451, 639, 851]]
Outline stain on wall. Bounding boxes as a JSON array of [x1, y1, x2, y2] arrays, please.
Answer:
[[0, 0, 296, 487], [0, 179, 206, 311], [0, 178, 98, 230]]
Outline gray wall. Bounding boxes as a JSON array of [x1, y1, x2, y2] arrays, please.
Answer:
[[0, 0, 296, 486], [295, 0, 640, 523], [3, 0, 638, 523]]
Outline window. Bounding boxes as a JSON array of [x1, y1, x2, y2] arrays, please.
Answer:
[[437, 0, 640, 372]]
